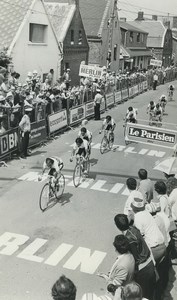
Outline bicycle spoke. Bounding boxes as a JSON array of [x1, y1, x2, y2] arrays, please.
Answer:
[[55, 174, 65, 199], [39, 183, 50, 212]]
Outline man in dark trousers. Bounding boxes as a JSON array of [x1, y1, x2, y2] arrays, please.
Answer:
[[19, 107, 32, 158], [94, 88, 102, 120]]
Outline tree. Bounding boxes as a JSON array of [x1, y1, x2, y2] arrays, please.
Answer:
[[0, 47, 12, 69]]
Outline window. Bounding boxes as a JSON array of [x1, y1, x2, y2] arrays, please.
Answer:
[[78, 30, 82, 44], [115, 21, 117, 28], [137, 33, 140, 42], [129, 32, 133, 43], [29, 23, 47, 43], [71, 30, 74, 44], [114, 44, 117, 61]]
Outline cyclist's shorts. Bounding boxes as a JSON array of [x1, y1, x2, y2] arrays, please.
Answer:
[[77, 148, 86, 157], [105, 124, 113, 131], [156, 111, 161, 116], [48, 168, 56, 176]]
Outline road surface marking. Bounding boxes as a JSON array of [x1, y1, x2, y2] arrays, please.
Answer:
[[90, 180, 108, 192], [0, 232, 106, 274], [69, 143, 166, 157], [109, 183, 124, 194]]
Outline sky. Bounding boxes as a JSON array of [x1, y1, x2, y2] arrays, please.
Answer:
[[117, 0, 177, 21]]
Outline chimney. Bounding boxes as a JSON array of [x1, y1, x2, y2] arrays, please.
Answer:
[[173, 16, 177, 28], [120, 17, 126, 22], [152, 15, 158, 21], [135, 11, 144, 21]]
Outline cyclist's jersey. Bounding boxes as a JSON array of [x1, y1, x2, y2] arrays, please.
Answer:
[[102, 118, 116, 131], [159, 95, 167, 103], [43, 157, 63, 173], [147, 103, 156, 112], [126, 108, 137, 122], [78, 129, 92, 142], [155, 106, 162, 116], [73, 139, 88, 157]]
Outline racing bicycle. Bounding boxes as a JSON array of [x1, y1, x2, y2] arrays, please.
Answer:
[[100, 130, 114, 154], [39, 173, 65, 212], [73, 155, 90, 187], [168, 90, 173, 101]]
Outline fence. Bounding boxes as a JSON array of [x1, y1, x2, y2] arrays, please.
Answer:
[[1, 68, 177, 160]]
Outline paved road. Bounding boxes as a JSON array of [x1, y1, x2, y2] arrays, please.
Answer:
[[0, 82, 177, 300]]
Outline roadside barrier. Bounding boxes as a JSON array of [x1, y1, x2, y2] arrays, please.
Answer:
[[0, 73, 176, 160]]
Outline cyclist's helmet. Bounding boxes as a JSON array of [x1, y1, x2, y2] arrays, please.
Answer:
[[160, 94, 166, 100], [81, 127, 87, 135], [128, 106, 133, 111], [106, 115, 111, 122], [75, 137, 83, 146], [150, 101, 154, 105]]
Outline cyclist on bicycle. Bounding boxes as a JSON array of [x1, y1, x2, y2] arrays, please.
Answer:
[[99, 115, 116, 141], [38, 156, 64, 194], [70, 137, 89, 174], [125, 107, 137, 123], [159, 94, 167, 114], [154, 103, 163, 123], [168, 84, 175, 100], [78, 127, 92, 154]]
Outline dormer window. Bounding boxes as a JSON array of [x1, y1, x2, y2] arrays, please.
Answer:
[[78, 30, 82, 45], [71, 30, 74, 45]]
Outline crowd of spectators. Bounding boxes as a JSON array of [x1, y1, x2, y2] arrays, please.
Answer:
[[50, 169, 177, 300], [0, 65, 177, 135]]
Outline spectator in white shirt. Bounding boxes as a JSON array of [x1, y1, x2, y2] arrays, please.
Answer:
[[166, 177, 177, 221], [124, 177, 144, 217], [131, 197, 166, 264], [138, 169, 153, 203], [154, 181, 170, 218]]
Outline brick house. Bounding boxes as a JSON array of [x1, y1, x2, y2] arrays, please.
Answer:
[[45, 0, 89, 85], [129, 12, 173, 67], [119, 20, 152, 71], [79, 0, 120, 71]]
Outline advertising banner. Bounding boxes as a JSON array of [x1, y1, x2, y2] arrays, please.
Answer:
[[115, 91, 122, 103], [85, 101, 95, 118], [106, 93, 114, 107], [150, 59, 162, 67], [48, 110, 67, 134], [122, 89, 129, 100], [29, 119, 47, 147], [100, 97, 106, 112], [70, 105, 85, 125], [79, 64, 103, 79], [0, 127, 18, 159], [128, 87, 134, 98], [125, 123, 177, 149], [139, 82, 143, 93], [133, 85, 139, 95]]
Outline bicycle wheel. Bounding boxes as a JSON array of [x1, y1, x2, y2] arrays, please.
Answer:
[[108, 133, 114, 149], [55, 174, 65, 199], [39, 183, 50, 212], [73, 164, 82, 187], [100, 137, 108, 154], [85, 158, 90, 174]]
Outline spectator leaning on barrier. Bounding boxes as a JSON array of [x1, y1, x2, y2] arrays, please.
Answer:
[[51, 275, 77, 300], [97, 235, 135, 290], [19, 106, 32, 159], [131, 197, 166, 265], [138, 169, 153, 203]]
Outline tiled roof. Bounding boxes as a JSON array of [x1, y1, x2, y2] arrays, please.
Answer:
[[128, 21, 166, 48], [45, 2, 75, 42], [0, 0, 34, 50], [79, 0, 110, 37], [119, 22, 148, 34]]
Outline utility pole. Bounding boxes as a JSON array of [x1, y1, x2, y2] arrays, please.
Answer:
[[107, 0, 117, 70]]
